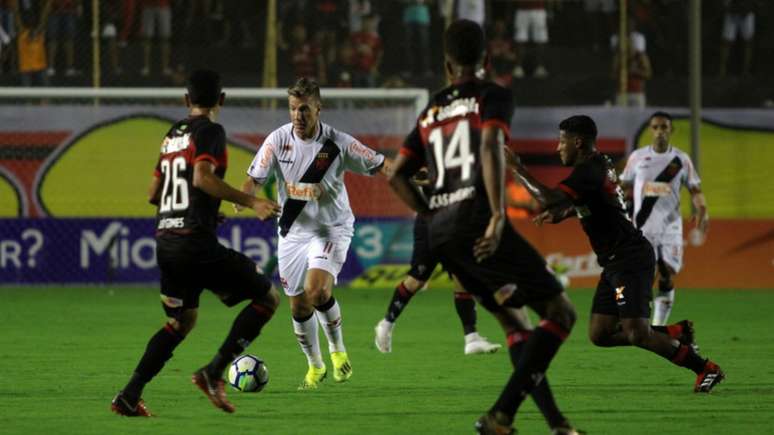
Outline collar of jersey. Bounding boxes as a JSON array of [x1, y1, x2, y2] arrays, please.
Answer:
[[291, 121, 324, 144], [648, 144, 673, 155]]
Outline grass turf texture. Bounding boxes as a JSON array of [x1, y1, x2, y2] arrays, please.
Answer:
[[1, 287, 772, 435]]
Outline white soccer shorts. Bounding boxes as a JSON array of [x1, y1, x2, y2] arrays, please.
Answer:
[[722, 12, 754, 42], [514, 9, 548, 44], [644, 233, 684, 273], [277, 234, 351, 297]]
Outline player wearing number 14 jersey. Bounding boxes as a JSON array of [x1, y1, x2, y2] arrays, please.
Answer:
[[389, 20, 579, 435], [111, 70, 282, 417]]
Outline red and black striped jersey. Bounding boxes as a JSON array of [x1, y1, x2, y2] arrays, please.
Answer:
[[152, 115, 227, 237], [400, 78, 513, 246]]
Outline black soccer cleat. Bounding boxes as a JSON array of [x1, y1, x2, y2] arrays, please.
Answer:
[[695, 361, 725, 393], [475, 413, 515, 435], [111, 391, 153, 417]]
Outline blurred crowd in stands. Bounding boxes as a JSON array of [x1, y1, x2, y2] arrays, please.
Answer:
[[0, 0, 771, 107]]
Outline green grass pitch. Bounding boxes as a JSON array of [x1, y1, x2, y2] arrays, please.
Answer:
[[1, 286, 772, 434]]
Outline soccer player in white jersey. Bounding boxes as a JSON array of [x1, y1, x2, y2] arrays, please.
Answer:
[[620, 111, 709, 326], [239, 78, 386, 389]]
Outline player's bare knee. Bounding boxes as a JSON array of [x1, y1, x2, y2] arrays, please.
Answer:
[[588, 328, 609, 347], [623, 323, 651, 347], [403, 276, 425, 293], [259, 286, 281, 312]]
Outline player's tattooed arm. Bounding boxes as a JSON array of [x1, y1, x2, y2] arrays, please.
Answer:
[[148, 176, 161, 206], [533, 204, 575, 226], [504, 146, 571, 211], [388, 154, 430, 215]]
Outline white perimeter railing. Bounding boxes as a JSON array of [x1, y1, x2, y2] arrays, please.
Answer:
[[0, 87, 430, 116]]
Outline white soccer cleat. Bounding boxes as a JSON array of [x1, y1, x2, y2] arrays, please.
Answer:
[[464, 333, 502, 355], [374, 320, 393, 353]]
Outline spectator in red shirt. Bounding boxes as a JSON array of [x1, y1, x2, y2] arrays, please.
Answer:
[[350, 13, 381, 87], [288, 21, 326, 84]]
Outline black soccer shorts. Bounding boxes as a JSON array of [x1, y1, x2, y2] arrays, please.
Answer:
[[157, 239, 272, 319], [407, 215, 441, 282], [435, 224, 564, 313], [591, 247, 656, 319]]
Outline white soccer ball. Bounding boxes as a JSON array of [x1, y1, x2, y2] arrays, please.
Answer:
[[227, 354, 269, 392]]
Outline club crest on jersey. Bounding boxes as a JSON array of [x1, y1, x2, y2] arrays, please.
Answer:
[[315, 153, 330, 169], [281, 143, 293, 153]]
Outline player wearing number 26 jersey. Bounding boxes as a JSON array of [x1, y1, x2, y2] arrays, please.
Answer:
[[111, 70, 282, 417], [390, 20, 578, 435]]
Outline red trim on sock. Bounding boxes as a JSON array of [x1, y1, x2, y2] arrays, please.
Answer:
[[538, 320, 569, 341], [507, 330, 532, 347], [671, 344, 690, 364], [397, 283, 412, 299], [251, 303, 274, 318], [454, 291, 473, 300], [163, 323, 183, 340], [666, 324, 681, 339]]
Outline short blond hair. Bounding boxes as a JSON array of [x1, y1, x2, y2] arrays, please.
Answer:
[[287, 77, 321, 101]]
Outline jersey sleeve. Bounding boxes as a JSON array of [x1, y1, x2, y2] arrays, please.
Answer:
[[192, 123, 226, 165], [481, 85, 513, 141], [246, 134, 277, 184], [341, 132, 385, 175], [399, 126, 425, 164], [682, 153, 701, 190], [619, 152, 637, 183], [559, 160, 604, 202]]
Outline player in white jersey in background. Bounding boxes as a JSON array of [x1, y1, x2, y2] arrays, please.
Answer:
[[620, 111, 709, 326], [239, 78, 386, 389]]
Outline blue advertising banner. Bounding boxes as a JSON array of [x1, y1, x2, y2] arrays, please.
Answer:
[[0, 218, 414, 285]]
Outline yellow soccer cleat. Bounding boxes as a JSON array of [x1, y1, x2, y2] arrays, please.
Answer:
[[331, 351, 352, 383], [298, 364, 327, 390]]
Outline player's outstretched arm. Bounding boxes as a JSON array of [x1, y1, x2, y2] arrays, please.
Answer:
[[689, 187, 709, 235], [504, 146, 572, 215], [234, 176, 262, 213], [193, 161, 280, 220], [388, 154, 430, 215]]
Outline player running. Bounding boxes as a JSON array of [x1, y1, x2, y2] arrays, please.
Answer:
[[239, 77, 385, 390], [389, 20, 580, 435], [111, 69, 282, 417], [620, 111, 709, 326], [509, 114, 724, 394]]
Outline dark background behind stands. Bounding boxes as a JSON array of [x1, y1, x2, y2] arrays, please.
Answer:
[[0, 0, 772, 107]]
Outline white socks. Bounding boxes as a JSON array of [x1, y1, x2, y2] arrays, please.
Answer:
[[652, 289, 675, 326], [316, 299, 346, 353], [292, 315, 324, 368]]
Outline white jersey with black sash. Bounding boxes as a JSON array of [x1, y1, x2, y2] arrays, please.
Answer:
[[247, 121, 385, 239]]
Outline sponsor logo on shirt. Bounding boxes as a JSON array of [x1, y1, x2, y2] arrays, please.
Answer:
[[420, 97, 479, 127], [643, 181, 673, 197], [286, 182, 322, 201], [615, 286, 626, 305], [348, 141, 379, 165], [160, 134, 191, 154]]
